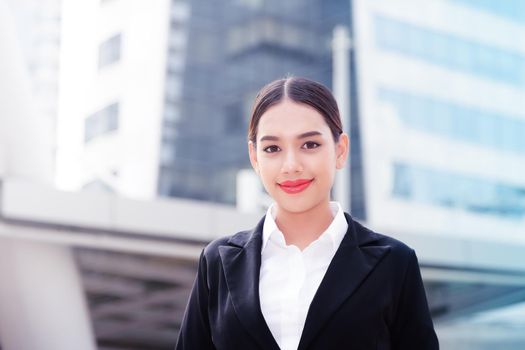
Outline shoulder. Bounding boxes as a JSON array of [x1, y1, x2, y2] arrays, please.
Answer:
[[201, 215, 265, 264], [350, 215, 417, 267], [200, 231, 243, 262]]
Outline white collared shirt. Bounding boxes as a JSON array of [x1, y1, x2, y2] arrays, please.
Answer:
[[259, 202, 348, 350]]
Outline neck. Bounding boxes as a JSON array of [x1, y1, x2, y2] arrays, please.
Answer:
[[274, 199, 334, 250]]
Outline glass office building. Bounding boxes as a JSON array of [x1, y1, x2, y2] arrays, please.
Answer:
[[158, 0, 368, 219], [352, 0, 525, 236]]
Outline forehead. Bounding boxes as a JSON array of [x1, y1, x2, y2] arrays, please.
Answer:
[[257, 100, 329, 138]]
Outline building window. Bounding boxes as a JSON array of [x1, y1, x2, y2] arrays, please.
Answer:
[[392, 162, 525, 219], [160, 141, 176, 166], [449, 0, 525, 24], [374, 16, 525, 86], [224, 102, 244, 132], [98, 34, 122, 69], [378, 87, 525, 154], [227, 17, 320, 58], [85, 102, 119, 142]]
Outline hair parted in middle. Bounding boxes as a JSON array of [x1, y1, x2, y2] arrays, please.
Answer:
[[248, 76, 344, 145]]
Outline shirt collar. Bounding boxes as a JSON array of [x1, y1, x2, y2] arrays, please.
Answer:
[[261, 201, 348, 252]]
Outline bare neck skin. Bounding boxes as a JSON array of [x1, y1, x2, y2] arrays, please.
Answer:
[[274, 199, 334, 250]]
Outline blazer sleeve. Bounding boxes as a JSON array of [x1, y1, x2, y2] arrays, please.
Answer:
[[391, 249, 439, 350], [175, 249, 216, 350]]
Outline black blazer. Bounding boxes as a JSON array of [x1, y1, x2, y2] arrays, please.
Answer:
[[176, 213, 439, 350]]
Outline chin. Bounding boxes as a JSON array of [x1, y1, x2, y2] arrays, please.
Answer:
[[275, 196, 324, 214]]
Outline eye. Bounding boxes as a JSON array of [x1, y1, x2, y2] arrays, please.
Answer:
[[263, 145, 281, 153], [302, 141, 321, 150]]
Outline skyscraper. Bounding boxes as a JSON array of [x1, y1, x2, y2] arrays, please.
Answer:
[[160, 0, 365, 211]]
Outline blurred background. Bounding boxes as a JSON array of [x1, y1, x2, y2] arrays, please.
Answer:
[[0, 0, 524, 349]]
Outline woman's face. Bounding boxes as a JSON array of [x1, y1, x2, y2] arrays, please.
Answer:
[[249, 99, 348, 214]]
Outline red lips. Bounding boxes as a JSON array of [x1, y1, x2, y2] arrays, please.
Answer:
[[278, 179, 313, 194]]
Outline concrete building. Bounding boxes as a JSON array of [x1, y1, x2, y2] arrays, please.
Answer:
[[56, 0, 190, 199]]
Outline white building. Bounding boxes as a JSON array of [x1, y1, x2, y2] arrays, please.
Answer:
[[352, 0, 525, 248], [56, 0, 190, 199]]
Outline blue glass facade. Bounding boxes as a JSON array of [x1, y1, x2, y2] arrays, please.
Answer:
[[374, 16, 525, 86], [392, 163, 525, 218], [378, 88, 525, 154]]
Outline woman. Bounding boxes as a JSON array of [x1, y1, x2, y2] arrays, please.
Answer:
[[176, 77, 439, 349]]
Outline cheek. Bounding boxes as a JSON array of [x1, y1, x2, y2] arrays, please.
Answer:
[[311, 154, 337, 184], [309, 152, 336, 170], [256, 156, 278, 183]]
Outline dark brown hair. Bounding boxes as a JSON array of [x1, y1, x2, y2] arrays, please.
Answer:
[[248, 77, 343, 144]]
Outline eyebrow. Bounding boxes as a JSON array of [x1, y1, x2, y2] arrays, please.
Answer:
[[259, 131, 323, 142]]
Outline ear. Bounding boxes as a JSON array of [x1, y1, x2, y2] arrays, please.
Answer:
[[248, 141, 259, 174], [335, 133, 349, 170]]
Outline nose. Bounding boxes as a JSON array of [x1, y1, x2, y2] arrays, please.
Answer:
[[281, 149, 303, 174]]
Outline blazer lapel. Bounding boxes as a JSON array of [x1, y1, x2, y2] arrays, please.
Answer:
[[218, 217, 280, 350], [298, 213, 391, 350]]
